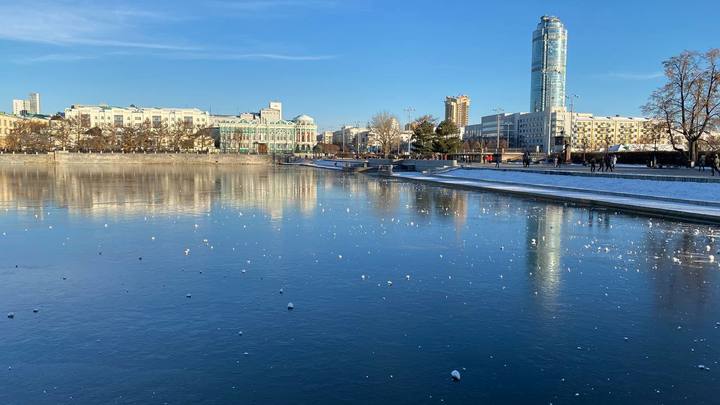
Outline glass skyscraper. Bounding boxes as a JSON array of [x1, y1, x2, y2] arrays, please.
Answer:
[[530, 16, 568, 113]]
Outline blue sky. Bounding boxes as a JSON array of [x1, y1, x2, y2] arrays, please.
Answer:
[[1, 0, 718, 131]]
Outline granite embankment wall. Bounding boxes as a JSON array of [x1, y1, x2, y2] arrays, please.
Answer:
[[0, 152, 272, 165]]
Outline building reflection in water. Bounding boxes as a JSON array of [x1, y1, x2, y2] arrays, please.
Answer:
[[526, 204, 566, 304], [0, 165, 318, 220], [643, 221, 718, 319], [0, 165, 472, 226]]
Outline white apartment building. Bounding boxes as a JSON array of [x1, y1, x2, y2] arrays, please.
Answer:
[[64, 104, 211, 129], [514, 110, 659, 153], [12, 92, 41, 115], [516, 109, 572, 153], [317, 131, 334, 144]]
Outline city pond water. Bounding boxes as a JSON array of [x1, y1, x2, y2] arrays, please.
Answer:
[[0, 165, 718, 404]]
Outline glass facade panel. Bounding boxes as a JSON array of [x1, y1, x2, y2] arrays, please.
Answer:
[[530, 16, 567, 113]]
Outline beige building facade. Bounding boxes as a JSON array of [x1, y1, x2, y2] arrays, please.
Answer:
[[65, 105, 211, 130], [572, 114, 655, 152], [445, 95, 470, 127], [0, 113, 22, 148]]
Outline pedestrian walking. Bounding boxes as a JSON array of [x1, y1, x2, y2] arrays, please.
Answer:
[[605, 154, 612, 172], [714, 155, 720, 176], [553, 156, 559, 168], [590, 157, 596, 173], [599, 155, 605, 172], [699, 154, 706, 172], [495, 153, 501, 168], [611, 155, 617, 171]]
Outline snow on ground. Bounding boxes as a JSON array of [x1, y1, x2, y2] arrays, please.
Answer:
[[304, 160, 346, 170], [440, 169, 719, 203]]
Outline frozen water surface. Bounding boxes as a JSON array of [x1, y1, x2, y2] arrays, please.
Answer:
[[0, 165, 719, 404]]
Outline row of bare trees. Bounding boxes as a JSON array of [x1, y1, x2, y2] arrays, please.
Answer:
[[367, 112, 464, 158], [2, 118, 215, 153], [643, 48, 720, 163]]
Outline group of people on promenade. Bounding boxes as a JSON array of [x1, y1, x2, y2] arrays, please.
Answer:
[[589, 154, 617, 173], [522, 151, 532, 168], [697, 154, 720, 176]]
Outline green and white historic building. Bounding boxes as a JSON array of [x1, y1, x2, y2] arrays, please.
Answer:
[[216, 102, 317, 154]]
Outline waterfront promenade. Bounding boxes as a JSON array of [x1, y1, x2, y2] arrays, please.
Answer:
[[302, 158, 720, 223], [393, 166, 720, 223], [463, 162, 720, 182]]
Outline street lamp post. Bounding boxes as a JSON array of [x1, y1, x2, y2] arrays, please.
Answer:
[[342, 124, 346, 156], [493, 107, 504, 165], [404, 107, 415, 156], [566, 94, 579, 163]]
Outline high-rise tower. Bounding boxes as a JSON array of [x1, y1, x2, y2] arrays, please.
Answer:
[[530, 16, 567, 113], [444, 95, 470, 127]]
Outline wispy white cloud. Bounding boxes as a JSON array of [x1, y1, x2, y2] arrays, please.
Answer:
[[177, 52, 337, 61], [0, 1, 195, 50], [1, 1, 335, 63], [599, 72, 665, 80], [12, 54, 97, 64], [207, 0, 338, 11]]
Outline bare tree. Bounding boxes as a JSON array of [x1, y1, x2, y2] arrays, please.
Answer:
[[195, 126, 214, 152], [6, 120, 51, 152], [369, 111, 400, 158], [168, 120, 189, 152], [50, 116, 72, 151], [642, 49, 720, 164]]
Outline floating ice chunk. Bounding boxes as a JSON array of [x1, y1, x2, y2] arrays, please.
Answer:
[[531, 239, 537, 245], [184, 249, 190, 256], [710, 255, 715, 263], [450, 370, 461, 381], [698, 364, 710, 371], [287, 302, 294, 310], [387, 281, 393, 286]]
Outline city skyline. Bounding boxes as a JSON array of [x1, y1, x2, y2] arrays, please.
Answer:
[[1, 0, 718, 131]]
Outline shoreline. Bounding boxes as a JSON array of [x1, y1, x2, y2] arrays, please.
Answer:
[[303, 162, 720, 224], [393, 172, 720, 224], [0, 152, 272, 165]]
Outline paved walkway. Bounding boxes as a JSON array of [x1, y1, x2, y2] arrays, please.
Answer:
[[460, 163, 720, 183]]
